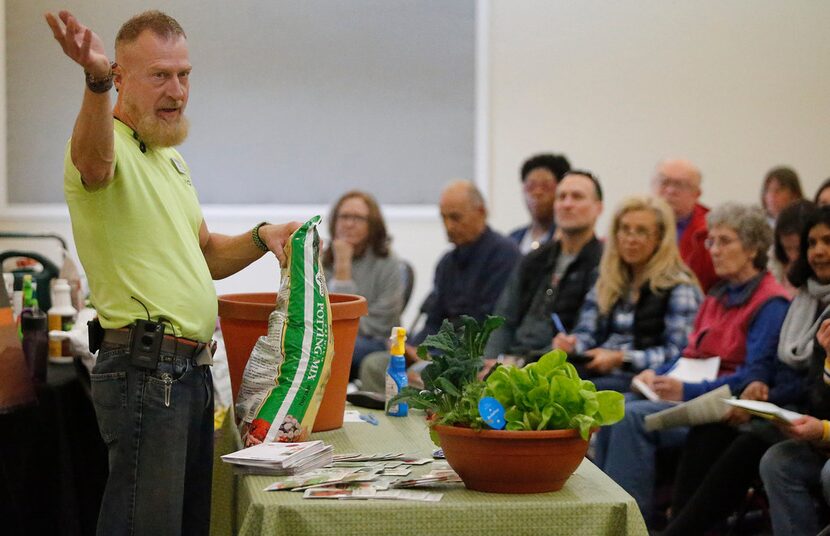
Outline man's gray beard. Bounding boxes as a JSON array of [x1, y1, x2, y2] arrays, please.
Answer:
[[135, 113, 190, 148]]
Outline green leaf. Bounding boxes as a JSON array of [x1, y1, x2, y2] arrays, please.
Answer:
[[535, 349, 567, 376], [436, 377, 461, 398], [594, 390, 625, 425]]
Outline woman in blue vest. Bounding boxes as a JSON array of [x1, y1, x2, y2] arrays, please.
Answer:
[[553, 195, 702, 392]]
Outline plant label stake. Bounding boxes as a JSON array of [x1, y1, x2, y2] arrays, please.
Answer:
[[478, 396, 506, 430]]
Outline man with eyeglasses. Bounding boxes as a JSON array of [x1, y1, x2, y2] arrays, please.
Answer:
[[652, 158, 718, 292]]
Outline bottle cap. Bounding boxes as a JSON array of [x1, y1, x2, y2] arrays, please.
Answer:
[[389, 327, 407, 355], [21, 309, 48, 331]]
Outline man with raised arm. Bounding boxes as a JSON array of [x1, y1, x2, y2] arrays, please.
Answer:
[[45, 10, 300, 535]]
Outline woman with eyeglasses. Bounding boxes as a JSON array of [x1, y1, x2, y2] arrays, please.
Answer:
[[553, 196, 702, 392], [594, 203, 791, 527], [323, 190, 403, 379]]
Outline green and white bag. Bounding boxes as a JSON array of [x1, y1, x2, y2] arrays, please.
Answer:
[[236, 216, 334, 444]]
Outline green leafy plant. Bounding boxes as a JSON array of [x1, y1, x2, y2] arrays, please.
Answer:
[[390, 315, 503, 427], [484, 349, 625, 439], [390, 316, 625, 441]]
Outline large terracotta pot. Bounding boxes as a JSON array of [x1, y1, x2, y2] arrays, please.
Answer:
[[217, 292, 368, 432], [433, 424, 592, 493]]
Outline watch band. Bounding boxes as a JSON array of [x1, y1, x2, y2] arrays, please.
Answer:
[[85, 66, 114, 94], [252, 222, 269, 252]]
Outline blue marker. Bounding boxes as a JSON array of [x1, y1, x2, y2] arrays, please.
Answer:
[[551, 313, 567, 335], [359, 413, 379, 426]]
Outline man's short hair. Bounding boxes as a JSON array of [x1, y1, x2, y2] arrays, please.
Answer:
[[520, 154, 571, 183], [116, 10, 186, 48], [562, 169, 603, 201]]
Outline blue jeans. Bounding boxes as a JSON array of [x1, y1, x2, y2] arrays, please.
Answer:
[[91, 343, 214, 536], [350, 335, 386, 380], [760, 439, 830, 536], [593, 396, 689, 522]]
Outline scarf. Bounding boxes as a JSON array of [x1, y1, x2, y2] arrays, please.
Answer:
[[778, 278, 830, 368]]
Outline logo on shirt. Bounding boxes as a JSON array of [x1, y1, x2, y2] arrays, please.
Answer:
[[170, 157, 192, 186]]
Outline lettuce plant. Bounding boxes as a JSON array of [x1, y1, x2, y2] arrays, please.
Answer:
[[484, 349, 625, 439]]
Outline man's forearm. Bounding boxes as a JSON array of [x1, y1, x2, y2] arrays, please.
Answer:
[[201, 231, 265, 280], [70, 87, 114, 187]]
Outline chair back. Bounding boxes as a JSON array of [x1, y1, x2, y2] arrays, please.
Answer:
[[399, 259, 415, 311]]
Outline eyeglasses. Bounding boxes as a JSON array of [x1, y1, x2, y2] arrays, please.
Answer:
[[336, 213, 369, 224], [655, 177, 696, 192], [617, 225, 656, 241], [704, 236, 739, 250]]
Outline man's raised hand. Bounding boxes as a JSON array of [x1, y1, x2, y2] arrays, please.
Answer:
[[44, 10, 110, 77]]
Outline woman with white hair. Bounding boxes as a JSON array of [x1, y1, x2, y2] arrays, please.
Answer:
[[594, 202, 791, 526], [553, 195, 702, 392]]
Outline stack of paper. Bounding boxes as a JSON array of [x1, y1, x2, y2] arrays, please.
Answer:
[[722, 399, 803, 424], [221, 440, 333, 475], [632, 356, 721, 403], [643, 384, 732, 431]]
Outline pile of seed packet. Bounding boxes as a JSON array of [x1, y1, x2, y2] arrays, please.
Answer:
[[261, 452, 462, 501]]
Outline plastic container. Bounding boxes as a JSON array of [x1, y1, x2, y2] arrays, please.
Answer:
[[48, 279, 77, 363], [385, 327, 408, 417]]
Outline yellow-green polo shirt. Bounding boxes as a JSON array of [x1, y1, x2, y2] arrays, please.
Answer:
[[64, 119, 216, 341]]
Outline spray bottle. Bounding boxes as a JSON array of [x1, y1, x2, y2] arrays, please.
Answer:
[[385, 326, 408, 417]]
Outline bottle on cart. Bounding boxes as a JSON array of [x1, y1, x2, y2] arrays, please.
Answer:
[[48, 279, 77, 362], [21, 304, 48, 383], [385, 326, 408, 417]]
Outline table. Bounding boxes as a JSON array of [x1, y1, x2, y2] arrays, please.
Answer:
[[0, 361, 108, 536], [211, 410, 647, 536]]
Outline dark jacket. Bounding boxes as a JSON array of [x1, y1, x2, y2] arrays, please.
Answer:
[[484, 236, 603, 359], [592, 283, 673, 351]]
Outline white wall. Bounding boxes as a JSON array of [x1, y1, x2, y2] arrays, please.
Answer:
[[487, 1, 830, 236], [4, 1, 830, 327]]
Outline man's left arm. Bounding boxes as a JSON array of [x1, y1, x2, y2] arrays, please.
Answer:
[[199, 220, 302, 279]]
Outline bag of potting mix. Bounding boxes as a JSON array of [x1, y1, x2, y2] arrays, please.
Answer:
[[235, 216, 334, 445]]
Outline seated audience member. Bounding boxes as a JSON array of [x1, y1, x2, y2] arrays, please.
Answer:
[[594, 203, 790, 525], [485, 170, 604, 364], [323, 191, 404, 378], [662, 206, 820, 536], [760, 207, 830, 536], [652, 158, 718, 292], [358, 179, 520, 392], [815, 177, 830, 207], [553, 196, 702, 392], [770, 200, 816, 296], [761, 165, 804, 228], [509, 153, 571, 254]]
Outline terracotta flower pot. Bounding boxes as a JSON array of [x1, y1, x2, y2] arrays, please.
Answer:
[[217, 292, 368, 432], [433, 424, 592, 493]]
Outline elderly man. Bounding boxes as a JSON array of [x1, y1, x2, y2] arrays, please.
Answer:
[[358, 180, 520, 392], [45, 10, 299, 535], [485, 171, 604, 364], [508, 153, 571, 254], [652, 158, 718, 292]]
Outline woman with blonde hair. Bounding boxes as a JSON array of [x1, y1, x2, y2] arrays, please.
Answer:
[[554, 195, 703, 391]]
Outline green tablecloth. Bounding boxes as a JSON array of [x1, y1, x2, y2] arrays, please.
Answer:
[[211, 409, 647, 536]]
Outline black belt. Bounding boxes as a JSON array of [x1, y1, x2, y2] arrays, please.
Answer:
[[102, 328, 213, 365]]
